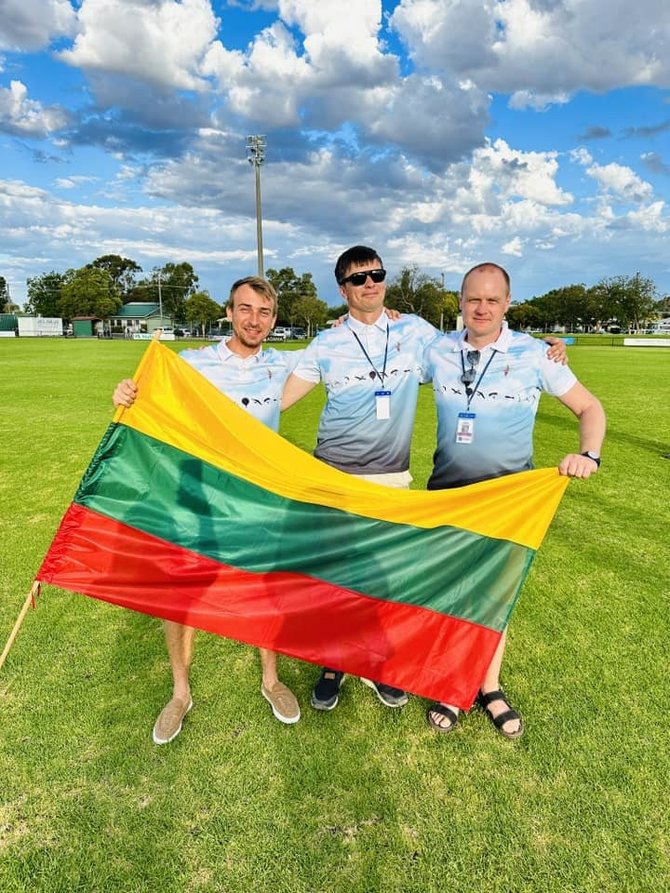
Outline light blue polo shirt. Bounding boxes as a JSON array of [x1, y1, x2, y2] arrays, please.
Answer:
[[292, 312, 439, 473], [180, 339, 301, 431], [425, 324, 577, 489]]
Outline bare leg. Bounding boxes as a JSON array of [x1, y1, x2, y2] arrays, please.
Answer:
[[479, 629, 522, 736], [164, 620, 195, 702], [259, 647, 279, 688], [152, 621, 196, 744]]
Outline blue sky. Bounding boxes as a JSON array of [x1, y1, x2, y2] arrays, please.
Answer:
[[1, 0, 669, 308]]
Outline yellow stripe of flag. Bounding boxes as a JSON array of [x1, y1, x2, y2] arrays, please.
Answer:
[[114, 341, 568, 549]]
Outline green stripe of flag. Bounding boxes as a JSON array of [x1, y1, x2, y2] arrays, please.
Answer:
[[75, 424, 534, 632]]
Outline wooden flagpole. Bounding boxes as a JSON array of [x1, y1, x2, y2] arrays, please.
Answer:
[[0, 581, 40, 672]]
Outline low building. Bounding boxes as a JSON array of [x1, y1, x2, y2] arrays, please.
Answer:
[[109, 302, 173, 336], [71, 316, 101, 338]]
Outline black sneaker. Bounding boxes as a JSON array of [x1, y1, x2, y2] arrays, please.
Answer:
[[311, 668, 345, 711], [361, 678, 408, 708]]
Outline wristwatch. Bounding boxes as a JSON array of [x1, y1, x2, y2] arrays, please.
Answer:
[[581, 451, 601, 467]]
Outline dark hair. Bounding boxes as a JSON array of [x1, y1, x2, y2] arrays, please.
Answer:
[[334, 245, 383, 284], [227, 276, 278, 313], [460, 262, 511, 297]]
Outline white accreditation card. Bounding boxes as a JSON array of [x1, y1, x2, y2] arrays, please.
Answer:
[[375, 390, 391, 420], [456, 411, 476, 444]]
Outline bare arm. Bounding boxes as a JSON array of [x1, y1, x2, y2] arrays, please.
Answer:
[[555, 381, 606, 478], [281, 373, 318, 411], [112, 378, 137, 408]]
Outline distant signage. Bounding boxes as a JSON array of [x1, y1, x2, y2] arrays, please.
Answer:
[[132, 332, 175, 341], [18, 317, 63, 337], [623, 338, 670, 348]]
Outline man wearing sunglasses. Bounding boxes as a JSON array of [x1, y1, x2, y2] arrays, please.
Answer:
[[280, 245, 441, 711], [281, 248, 567, 714], [424, 262, 606, 739]]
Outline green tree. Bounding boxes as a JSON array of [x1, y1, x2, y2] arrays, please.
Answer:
[[25, 271, 72, 317], [0, 275, 8, 310], [59, 267, 122, 320], [385, 266, 458, 329], [266, 267, 318, 325], [592, 273, 658, 332], [654, 295, 670, 317], [184, 291, 223, 335], [130, 262, 199, 319], [327, 303, 349, 321], [533, 284, 590, 332], [506, 301, 542, 331], [90, 255, 142, 298], [291, 294, 328, 338]]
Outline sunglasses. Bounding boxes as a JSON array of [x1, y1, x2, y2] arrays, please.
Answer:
[[460, 349, 481, 392], [340, 268, 387, 286]]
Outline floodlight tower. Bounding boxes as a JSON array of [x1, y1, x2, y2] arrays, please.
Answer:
[[246, 135, 266, 278]]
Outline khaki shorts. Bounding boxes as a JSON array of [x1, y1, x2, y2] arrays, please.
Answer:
[[351, 470, 412, 489]]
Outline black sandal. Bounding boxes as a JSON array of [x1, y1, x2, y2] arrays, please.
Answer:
[[477, 689, 524, 739], [426, 702, 459, 733]]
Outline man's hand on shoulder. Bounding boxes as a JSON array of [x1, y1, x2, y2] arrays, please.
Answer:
[[112, 378, 137, 408], [558, 452, 599, 479], [544, 337, 568, 364]]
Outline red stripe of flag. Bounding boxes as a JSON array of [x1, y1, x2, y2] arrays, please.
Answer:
[[38, 502, 501, 708]]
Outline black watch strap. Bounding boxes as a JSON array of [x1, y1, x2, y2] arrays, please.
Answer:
[[581, 451, 601, 467]]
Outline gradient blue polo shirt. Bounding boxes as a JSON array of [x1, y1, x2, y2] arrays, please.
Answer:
[[292, 312, 439, 473], [425, 324, 577, 489], [180, 339, 301, 431]]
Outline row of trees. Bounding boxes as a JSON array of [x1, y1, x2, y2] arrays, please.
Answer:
[[6, 255, 668, 335], [505, 273, 665, 333], [18, 255, 223, 333]]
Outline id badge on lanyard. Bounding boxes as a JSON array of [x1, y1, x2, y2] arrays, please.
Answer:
[[456, 411, 476, 444], [375, 390, 391, 420]]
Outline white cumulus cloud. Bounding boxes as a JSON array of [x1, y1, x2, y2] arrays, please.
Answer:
[[391, 0, 670, 105], [59, 0, 220, 92], [0, 0, 76, 51], [586, 162, 653, 202], [0, 80, 69, 136]]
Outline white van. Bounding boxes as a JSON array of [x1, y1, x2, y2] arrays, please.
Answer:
[[268, 326, 292, 341]]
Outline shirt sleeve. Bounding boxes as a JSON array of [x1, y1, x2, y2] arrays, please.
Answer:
[[538, 347, 578, 397], [290, 338, 322, 383], [419, 321, 441, 383], [283, 348, 304, 375]]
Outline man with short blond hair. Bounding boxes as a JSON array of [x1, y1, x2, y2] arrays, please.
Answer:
[[113, 275, 303, 743]]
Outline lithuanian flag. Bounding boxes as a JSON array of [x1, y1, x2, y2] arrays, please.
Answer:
[[37, 341, 568, 709]]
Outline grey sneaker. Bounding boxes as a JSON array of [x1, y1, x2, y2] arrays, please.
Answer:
[[152, 696, 193, 745], [361, 678, 408, 707], [311, 669, 345, 710], [261, 682, 301, 724]]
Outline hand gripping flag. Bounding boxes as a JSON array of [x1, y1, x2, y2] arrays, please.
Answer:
[[36, 341, 568, 709]]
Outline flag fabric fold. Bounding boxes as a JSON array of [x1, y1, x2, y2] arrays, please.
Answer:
[[37, 341, 568, 709]]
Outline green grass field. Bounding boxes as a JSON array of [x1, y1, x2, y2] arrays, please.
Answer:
[[1, 338, 668, 893]]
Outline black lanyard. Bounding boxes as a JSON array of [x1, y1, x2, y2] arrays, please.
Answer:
[[349, 323, 390, 385], [461, 348, 495, 409]]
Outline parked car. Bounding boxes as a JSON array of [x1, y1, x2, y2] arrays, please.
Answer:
[[267, 326, 292, 341]]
